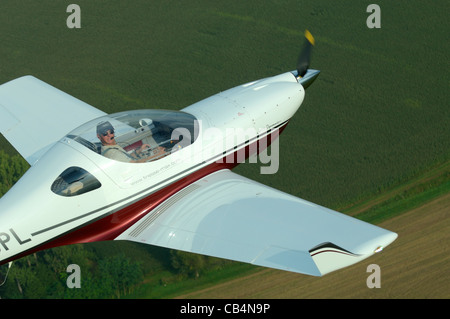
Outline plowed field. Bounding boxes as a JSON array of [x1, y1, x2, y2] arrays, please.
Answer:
[[176, 193, 450, 298]]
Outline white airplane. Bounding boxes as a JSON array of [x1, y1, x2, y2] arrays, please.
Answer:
[[0, 32, 396, 277]]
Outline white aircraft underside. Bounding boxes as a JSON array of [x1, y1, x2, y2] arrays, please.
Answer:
[[0, 52, 397, 277]]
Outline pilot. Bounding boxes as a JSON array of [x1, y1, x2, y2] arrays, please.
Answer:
[[96, 121, 164, 163]]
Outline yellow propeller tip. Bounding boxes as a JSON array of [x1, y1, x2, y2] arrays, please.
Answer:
[[305, 30, 315, 46]]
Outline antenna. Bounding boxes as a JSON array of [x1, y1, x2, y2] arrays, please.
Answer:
[[0, 262, 13, 287]]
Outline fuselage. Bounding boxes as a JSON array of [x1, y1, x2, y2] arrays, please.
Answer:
[[0, 71, 307, 265]]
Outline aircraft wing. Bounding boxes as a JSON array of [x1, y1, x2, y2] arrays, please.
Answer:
[[116, 169, 397, 276], [0, 76, 106, 165]]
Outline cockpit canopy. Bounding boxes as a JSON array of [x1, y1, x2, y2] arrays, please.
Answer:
[[66, 110, 198, 163]]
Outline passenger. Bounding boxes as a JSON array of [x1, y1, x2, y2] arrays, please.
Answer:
[[96, 121, 164, 163]]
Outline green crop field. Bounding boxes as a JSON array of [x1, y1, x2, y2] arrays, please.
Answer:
[[0, 0, 449, 299]]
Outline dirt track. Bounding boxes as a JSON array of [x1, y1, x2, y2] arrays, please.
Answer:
[[176, 193, 450, 298]]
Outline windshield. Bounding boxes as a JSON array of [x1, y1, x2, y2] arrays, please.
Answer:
[[67, 110, 198, 163]]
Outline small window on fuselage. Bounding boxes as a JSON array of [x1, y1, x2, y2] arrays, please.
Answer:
[[51, 167, 101, 197]]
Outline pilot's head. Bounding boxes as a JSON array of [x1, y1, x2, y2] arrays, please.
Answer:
[[97, 121, 116, 146]]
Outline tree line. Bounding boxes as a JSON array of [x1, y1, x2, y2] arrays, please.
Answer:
[[0, 244, 229, 299], [0, 150, 29, 197]]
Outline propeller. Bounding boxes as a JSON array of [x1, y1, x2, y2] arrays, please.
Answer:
[[296, 30, 315, 77]]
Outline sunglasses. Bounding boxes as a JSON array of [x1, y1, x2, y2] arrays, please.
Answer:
[[101, 130, 115, 137]]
